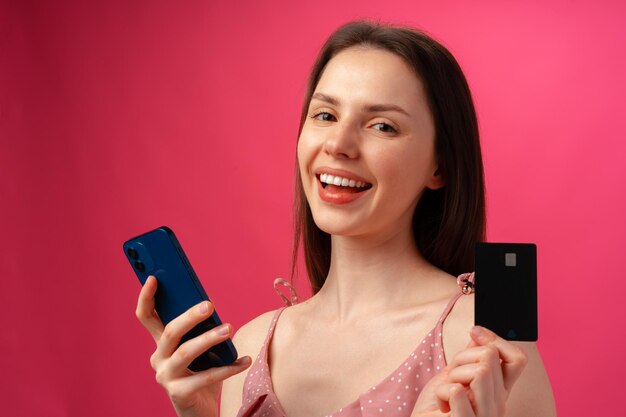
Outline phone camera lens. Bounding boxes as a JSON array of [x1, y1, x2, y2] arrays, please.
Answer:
[[128, 248, 139, 259], [135, 260, 145, 272]]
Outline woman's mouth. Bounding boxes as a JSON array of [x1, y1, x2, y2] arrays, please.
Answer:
[[317, 173, 372, 204]]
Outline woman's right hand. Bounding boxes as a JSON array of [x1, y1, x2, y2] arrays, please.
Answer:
[[136, 275, 252, 417]]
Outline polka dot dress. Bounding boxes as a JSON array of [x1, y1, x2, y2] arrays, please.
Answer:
[[236, 274, 471, 417]]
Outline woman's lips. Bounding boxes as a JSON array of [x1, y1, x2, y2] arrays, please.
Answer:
[[312, 167, 373, 204], [317, 175, 372, 204]]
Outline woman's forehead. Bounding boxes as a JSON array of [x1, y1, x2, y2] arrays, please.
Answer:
[[314, 47, 426, 110]]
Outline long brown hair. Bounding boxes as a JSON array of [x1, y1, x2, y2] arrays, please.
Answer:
[[292, 20, 486, 293]]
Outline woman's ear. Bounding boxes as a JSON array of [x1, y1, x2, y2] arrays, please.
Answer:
[[426, 167, 445, 190]]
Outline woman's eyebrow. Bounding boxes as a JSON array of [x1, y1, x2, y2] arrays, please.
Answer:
[[311, 92, 411, 117]]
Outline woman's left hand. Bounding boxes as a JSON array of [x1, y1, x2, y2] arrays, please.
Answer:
[[412, 326, 528, 417]]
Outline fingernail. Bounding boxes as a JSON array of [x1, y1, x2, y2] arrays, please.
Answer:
[[198, 301, 209, 314], [471, 326, 485, 338], [217, 324, 230, 336]]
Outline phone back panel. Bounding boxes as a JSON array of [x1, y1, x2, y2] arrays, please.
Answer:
[[123, 226, 237, 369], [475, 242, 538, 341]]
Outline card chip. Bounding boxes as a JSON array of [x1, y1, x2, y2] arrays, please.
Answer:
[[505, 252, 517, 267]]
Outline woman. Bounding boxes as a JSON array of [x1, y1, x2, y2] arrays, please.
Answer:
[[136, 20, 556, 417]]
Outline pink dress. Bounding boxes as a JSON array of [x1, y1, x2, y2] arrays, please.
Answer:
[[236, 273, 475, 417]]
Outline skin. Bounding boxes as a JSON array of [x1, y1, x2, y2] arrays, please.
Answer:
[[137, 47, 557, 417]]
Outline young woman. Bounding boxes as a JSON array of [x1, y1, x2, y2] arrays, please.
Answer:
[[135, 21, 556, 417]]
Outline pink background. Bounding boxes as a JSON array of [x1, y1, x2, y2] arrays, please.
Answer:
[[1, 1, 624, 416]]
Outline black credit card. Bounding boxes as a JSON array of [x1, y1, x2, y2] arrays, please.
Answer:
[[475, 242, 538, 341]]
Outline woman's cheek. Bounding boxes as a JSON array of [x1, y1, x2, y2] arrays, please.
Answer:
[[296, 137, 310, 174]]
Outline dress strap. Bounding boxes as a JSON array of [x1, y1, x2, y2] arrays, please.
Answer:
[[273, 278, 299, 306], [436, 292, 464, 328], [433, 272, 475, 349], [258, 306, 288, 364]]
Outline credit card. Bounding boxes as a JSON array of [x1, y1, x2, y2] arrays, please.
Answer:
[[475, 243, 538, 341]]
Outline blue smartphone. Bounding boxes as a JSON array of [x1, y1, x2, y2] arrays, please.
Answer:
[[123, 226, 238, 371]]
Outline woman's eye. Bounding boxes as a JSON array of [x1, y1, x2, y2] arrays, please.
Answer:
[[311, 111, 336, 122], [372, 122, 397, 134]]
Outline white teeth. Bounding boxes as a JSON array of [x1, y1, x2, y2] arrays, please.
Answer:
[[319, 173, 370, 189]]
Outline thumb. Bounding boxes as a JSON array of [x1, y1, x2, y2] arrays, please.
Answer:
[[465, 330, 480, 349]]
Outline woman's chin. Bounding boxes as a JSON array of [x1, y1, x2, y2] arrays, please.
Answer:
[[311, 213, 371, 238], [313, 214, 375, 238]]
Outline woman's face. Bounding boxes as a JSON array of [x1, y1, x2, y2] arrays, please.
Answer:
[[297, 46, 444, 240]]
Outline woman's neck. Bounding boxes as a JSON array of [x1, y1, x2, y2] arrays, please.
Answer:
[[313, 227, 448, 325]]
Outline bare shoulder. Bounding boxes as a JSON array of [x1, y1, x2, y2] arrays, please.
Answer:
[[442, 294, 556, 416], [232, 309, 279, 353], [220, 309, 281, 417]]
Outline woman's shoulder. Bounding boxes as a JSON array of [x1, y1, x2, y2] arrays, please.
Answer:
[[232, 308, 282, 356]]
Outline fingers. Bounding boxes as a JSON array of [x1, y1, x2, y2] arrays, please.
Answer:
[[467, 326, 528, 392], [448, 344, 506, 403], [158, 299, 216, 358], [436, 383, 476, 417], [442, 326, 527, 416], [195, 356, 253, 385], [136, 275, 164, 342], [151, 313, 248, 397], [160, 356, 252, 406], [168, 323, 233, 370]]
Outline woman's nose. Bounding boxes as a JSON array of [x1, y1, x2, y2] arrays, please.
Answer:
[[322, 121, 359, 159]]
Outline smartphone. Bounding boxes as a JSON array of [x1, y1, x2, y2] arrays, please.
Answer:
[[474, 242, 538, 341], [123, 226, 238, 371]]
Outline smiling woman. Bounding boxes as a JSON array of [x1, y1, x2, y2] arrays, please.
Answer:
[[297, 47, 443, 250], [291, 26, 487, 294], [134, 20, 556, 417]]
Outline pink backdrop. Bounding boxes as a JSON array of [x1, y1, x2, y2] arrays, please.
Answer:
[[1, 1, 624, 416]]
